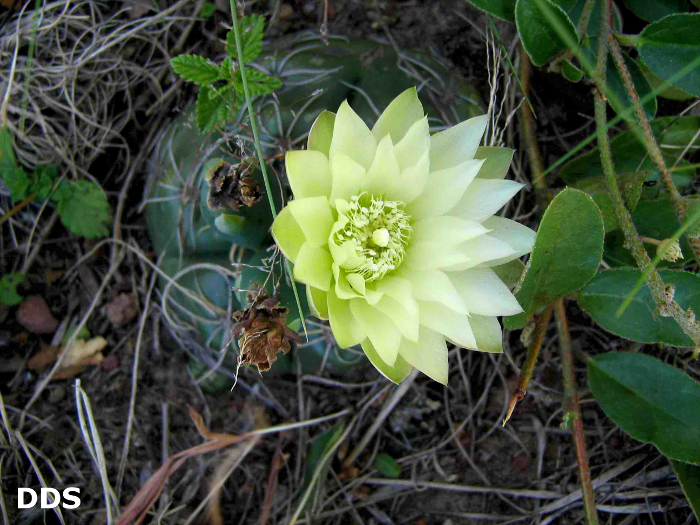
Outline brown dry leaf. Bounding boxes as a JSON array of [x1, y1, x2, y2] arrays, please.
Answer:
[[28, 337, 107, 380]]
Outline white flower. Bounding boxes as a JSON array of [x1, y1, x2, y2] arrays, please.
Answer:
[[272, 88, 535, 384]]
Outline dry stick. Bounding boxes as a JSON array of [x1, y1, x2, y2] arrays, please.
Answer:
[[504, 305, 553, 425], [593, 0, 700, 347], [605, 32, 700, 265], [554, 299, 598, 525], [519, 48, 547, 205]]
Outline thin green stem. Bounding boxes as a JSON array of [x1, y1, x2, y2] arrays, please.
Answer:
[[520, 45, 548, 206], [229, 2, 307, 339]]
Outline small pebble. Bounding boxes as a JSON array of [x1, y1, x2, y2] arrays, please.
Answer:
[[16, 296, 58, 334]]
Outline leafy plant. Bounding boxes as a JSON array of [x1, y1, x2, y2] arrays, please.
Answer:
[[0, 272, 23, 306], [0, 127, 111, 239], [170, 14, 281, 134]]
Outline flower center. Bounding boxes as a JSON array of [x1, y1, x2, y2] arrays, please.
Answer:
[[333, 193, 411, 282]]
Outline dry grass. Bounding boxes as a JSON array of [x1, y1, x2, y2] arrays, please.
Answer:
[[0, 1, 697, 524]]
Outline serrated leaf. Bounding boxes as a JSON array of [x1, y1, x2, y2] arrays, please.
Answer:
[[603, 198, 693, 268], [225, 14, 265, 64], [375, 453, 402, 478], [620, 0, 688, 23], [0, 273, 24, 306], [234, 68, 282, 97], [558, 116, 700, 186], [196, 86, 235, 135], [171, 54, 221, 86], [515, 188, 604, 314], [638, 13, 700, 97], [56, 180, 111, 239], [4, 166, 30, 202], [31, 165, 58, 200], [588, 352, 700, 464], [579, 269, 700, 346], [515, 0, 578, 66], [670, 460, 700, 520], [464, 0, 516, 22]]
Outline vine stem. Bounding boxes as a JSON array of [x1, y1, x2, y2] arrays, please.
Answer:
[[229, 1, 307, 339], [594, 0, 700, 346], [554, 299, 598, 525], [0, 193, 35, 225], [519, 47, 547, 204]]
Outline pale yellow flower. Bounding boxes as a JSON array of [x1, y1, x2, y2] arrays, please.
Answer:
[[272, 88, 535, 384]]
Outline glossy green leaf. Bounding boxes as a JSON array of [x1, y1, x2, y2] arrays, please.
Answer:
[[503, 311, 527, 330], [562, 59, 583, 82], [464, 0, 516, 22], [515, 189, 603, 314], [620, 0, 688, 23], [588, 352, 700, 464], [571, 171, 648, 232], [516, 0, 579, 66], [579, 269, 700, 346], [670, 459, 700, 519], [559, 116, 700, 186], [638, 13, 700, 97], [375, 453, 402, 478]]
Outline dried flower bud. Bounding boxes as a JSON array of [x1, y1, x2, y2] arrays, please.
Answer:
[[232, 294, 301, 372], [206, 160, 263, 212]]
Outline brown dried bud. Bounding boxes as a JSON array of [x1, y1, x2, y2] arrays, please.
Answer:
[[206, 160, 263, 212], [232, 294, 301, 372]]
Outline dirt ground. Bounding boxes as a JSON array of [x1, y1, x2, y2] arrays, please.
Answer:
[[1, 0, 697, 524]]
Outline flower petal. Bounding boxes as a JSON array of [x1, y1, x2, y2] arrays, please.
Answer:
[[374, 295, 419, 343], [308, 110, 336, 156], [349, 299, 402, 366], [468, 314, 503, 353], [329, 101, 377, 170], [404, 242, 470, 270], [361, 339, 413, 384], [394, 268, 468, 315], [371, 87, 425, 144], [405, 159, 484, 220], [333, 263, 361, 300], [293, 243, 333, 291], [329, 152, 366, 205], [271, 205, 305, 263], [362, 134, 400, 196], [450, 268, 523, 316], [373, 276, 418, 318], [454, 179, 524, 223], [288, 196, 334, 247], [429, 114, 488, 172], [345, 273, 384, 305], [393, 116, 430, 172], [397, 326, 448, 385], [474, 216, 535, 267], [327, 286, 365, 348], [417, 300, 477, 350], [385, 148, 430, 204], [442, 234, 516, 272], [474, 146, 514, 180], [286, 150, 332, 200], [412, 216, 488, 246], [307, 285, 329, 320]]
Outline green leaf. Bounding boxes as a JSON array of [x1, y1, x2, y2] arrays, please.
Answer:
[[579, 269, 700, 346], [588, 352, 700, 464], [638, 13, 700, 97], [619, 0, 688, 23], [464, 0, 516, 22], [214, 213, 246, 235], [0, 126, 16, 177], [670, 459, 700, 520], [515, 188, 604, 314], [234, 68, 282, 98], [196, 86, 234, 135], [568, 0, 622, 36], [0, 273, 24, 306], [4, 167, 30, 202], [300, 423, 345, 511], [559, 116, 700, 187], [226, 14, 265, 64], [503, 311, 528, 330], [199, 2, 217, 18], [171, 54, 221, 86], [375, 453, 402, 478], [492, 258, 525, 290], [56, 180, 111, 239], [571, 171, 648, 232], [562, 58, 583, 82], [604, 198, 693, 268], [31, 165, 58, 200], [636, 58, 695, 101], [515, 0, 578, 66]]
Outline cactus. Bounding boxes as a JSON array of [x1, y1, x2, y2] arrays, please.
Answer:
[[145, 33, 485, 387]]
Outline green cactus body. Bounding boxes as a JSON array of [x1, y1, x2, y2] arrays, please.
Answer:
[[146, 33, 485, 387]]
